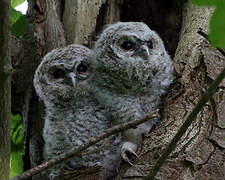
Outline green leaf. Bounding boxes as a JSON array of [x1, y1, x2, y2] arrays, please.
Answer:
[[11, 114, 25, 152], [11, 114, 22, 133], [10, 114, 25, 177], [11, 8, 27, 38], [209, 3, 225, 48], [192, 0, 219, 6], [192, 0, 225, 48], [11, 0, 25, 8], [11, 8, 22, 25], [10, 152, 24, 178]]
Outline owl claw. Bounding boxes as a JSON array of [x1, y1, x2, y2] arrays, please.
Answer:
[[121, 142, 139, 166]]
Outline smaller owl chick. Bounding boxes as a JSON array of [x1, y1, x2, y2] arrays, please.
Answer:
[[33, 44, 108, 179], [92, 22, 174, 171]]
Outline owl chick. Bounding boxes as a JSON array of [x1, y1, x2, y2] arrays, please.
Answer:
[[33, 44, 109, 179], [92, 22, 174, 170]]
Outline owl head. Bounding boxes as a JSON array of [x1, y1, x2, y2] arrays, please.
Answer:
[[93, 22, 173, 94], [33, 44, 93, 106]]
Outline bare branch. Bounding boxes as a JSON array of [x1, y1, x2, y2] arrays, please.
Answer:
[[11, 110, 159, 180]]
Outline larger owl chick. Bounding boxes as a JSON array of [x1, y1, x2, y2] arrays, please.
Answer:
[[92, 22, 174, 169], [33, 44, 109, 179]]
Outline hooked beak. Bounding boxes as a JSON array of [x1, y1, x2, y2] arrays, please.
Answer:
[[142, 45, 150, 60], [68, 72, 77, 88], [137, 45, 150, 60]]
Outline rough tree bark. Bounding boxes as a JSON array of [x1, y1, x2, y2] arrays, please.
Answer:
[[0, 0, 11, 180], [11, 0, 224, 179], [117, 2, 225, 180]]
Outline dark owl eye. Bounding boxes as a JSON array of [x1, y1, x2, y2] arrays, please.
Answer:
[[53, 69, 65, 79], [147, 41, 153, 49], [77, 64, 88, 73], [121, 41, 135, 50]]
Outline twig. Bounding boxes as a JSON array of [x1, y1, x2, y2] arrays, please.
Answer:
[[198, 28, 225, 57], [81, 138, 108, 155], [11, 110, 159, 180], [145, 30, 225, 180]]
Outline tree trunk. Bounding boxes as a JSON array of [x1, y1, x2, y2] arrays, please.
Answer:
[[116, 2, 225, 180], [11, 0, 225, 179], [0, 0, 11, 179]]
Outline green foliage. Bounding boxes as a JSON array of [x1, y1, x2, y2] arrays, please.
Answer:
[[11, 1, 27, 38], [11, 8, 22, 25], [11, 9, 27, 38], [192, 0, 219, 6], [10, 114, 25, 178], [11, 0, 25, 8], [192, 0, 225, 48]]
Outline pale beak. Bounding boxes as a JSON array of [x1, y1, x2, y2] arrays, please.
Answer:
[[137, 45, 150, 60], [68, 72, 77, 88], [142, 45, 150, 60]]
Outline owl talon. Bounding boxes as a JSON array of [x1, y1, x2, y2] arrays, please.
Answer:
[[121, 142, 138, 166], [123, 154, 134, 166]]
